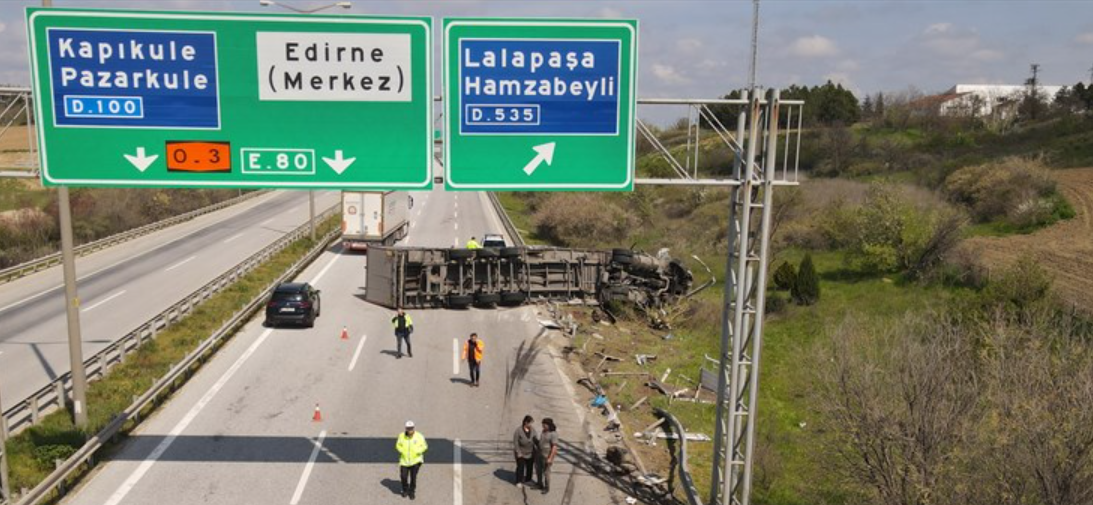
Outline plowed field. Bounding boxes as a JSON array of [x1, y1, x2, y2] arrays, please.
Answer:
[[963, 168, 1093, 310]]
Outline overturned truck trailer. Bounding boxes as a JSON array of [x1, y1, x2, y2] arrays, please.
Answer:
[[365, 246, 695, 309]]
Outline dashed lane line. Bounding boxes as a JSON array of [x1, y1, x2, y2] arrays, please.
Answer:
[[163, 256, 196, 272], [81, 290, 126, 313], [349, 334, 368, 372]]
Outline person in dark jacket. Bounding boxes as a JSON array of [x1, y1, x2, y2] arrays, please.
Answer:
[[513, 415, 538, 488], [391, 308, 414, 358]]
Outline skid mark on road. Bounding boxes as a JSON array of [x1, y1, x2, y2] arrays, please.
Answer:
[[504, 329, 548, 405]]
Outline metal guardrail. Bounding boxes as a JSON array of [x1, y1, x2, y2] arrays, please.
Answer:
[[0, 190, 270, 285], [656, 408, 703, 505], [4, 214, 341, 505], [0, 203, 338, 443], [486, 192, 526, 247]]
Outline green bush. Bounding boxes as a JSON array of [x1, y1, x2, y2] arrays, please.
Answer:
[[33, 444, 77, 468], [772, 261, 797, 291], [824, 183, 966, 277], [765, 292, 789, 314], [792, 254, 820, 305], [944, 156, 1056, 224]]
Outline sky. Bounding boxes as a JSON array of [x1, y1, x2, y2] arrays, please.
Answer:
[[2, 0, 1091, 124]]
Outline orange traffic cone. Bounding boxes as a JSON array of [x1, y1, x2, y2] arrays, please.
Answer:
[[313, 403, 323, 422], [340, 326, 349, 340]]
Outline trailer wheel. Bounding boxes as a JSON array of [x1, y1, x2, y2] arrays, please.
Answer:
[[500, 247, 522, 259], [447, 294, 474, 309], [475, 292, 502, 306], [476, 248, 499, 259], [500, 291, 527, 305], [612, 253, 633, 266], [448, 248, 475, 261], [612, 248, 634, 258]]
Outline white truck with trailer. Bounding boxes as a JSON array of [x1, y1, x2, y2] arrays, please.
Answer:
[[341, 191, 412, 251]]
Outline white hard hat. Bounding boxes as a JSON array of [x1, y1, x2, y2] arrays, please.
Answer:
[[405, 420, 415, 429]]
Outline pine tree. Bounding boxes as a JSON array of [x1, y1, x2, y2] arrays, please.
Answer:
[[791, 254, 820, 305], [772, 261, 797, 291]]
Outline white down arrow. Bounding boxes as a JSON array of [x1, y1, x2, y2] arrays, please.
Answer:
[[123, 147, 158, 172], [322, 150, 356, 175]]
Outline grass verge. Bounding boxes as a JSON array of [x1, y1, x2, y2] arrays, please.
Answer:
[[495, 192, 549, 245], [2, 214, 338, 496], [561, 249, 975, 504]]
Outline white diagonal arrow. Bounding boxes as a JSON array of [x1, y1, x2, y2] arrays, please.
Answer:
[[522, 142, 556, 176], [322, 150, 356, 175], [123, 147, 158, 172]]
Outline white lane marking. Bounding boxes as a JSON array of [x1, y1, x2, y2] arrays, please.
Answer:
[[310, 254, 340, 285], [349, 334, 368, 372], [453, 338, 460, 375], [103, 328, 275, 505], [0, 212, 237, 314], [164, 256, 196, 272], [454, 438, 463, 505], [454, 222, 459, 231], [260, 218, 275, 226], [0, 192, 297, 314], [290, 430, 328, 505], [81, 290, 126, 313], [454, 237, 459, 247], [222, 232, 244, 244]]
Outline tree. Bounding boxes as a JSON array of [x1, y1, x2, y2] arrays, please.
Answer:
[[861, 95, 874, 119], [772, 261, 797, 291], [791, 254, 820, 305]]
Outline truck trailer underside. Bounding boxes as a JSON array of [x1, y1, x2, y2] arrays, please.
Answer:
[[365, 246, 695, 310]]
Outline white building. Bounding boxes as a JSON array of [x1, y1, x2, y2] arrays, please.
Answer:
[[935, 84, 1063, 118]]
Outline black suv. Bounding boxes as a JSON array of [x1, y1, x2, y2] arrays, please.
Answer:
[[264, 282, 321, 328]]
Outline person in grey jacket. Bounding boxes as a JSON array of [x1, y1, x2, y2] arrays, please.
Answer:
[[513, 415, 538, 488]]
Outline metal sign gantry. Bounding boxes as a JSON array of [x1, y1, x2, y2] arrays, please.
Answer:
[[708, 88, 797, 505]]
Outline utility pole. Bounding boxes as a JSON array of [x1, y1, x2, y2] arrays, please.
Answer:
[[1087, 63, 1092, 84], [748, 0, 760, 90], [41, 0, 88, 431]]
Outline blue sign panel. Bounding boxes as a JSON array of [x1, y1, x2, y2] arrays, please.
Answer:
[[46, 29, 219, 129], [458, 39, 620, 135]]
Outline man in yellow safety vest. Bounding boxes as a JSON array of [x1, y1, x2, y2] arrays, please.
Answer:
[[396, 420, 428, 499], [466, 236, 481, 249]]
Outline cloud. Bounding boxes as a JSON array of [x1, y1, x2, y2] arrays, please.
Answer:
[[920, 22, 990, 57], [970, 49, 1004, 61], [650, 63, 691, 85], [676, 38, 703, 54], [0, 21, 5, 34], [1076, 32, 1093, 44], [837, 59, 860, 72], [597, 7, 623, 19], [787, 35, 839, 58]]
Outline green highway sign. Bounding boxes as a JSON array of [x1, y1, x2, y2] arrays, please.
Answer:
[[443, 18, 637, 191], [27, 8, 432, 189]]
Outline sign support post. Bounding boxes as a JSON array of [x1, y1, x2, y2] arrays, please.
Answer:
[[58, 186, 89, 429]]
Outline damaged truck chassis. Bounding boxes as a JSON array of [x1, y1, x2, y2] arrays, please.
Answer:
[[365, 246, 695, 310]]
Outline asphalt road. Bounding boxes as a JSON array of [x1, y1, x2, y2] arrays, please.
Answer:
[[0, 190, 341, 410], [61, 188, 629, 505]]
